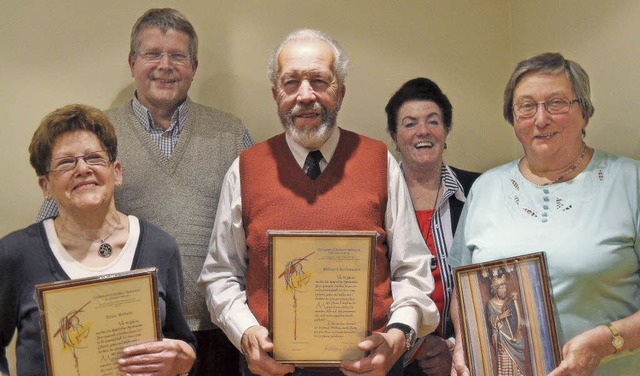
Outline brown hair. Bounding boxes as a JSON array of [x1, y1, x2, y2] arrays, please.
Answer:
[[29, 104, 117, 176], [130, 8, 198, 63]]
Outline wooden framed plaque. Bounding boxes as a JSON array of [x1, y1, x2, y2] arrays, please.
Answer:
[[453, 252, 561, 376], [268, 230, 376, 367], [35, 267, 161, 376]]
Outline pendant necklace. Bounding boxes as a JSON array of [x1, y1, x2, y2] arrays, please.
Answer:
[[68, 214, 121, 258]]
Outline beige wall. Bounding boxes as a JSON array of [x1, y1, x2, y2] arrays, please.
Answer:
[[3, 1, 640, 237], [1, 0, 639, 371]]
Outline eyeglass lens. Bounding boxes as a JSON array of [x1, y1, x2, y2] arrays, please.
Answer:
[[515, 98, 576, 117], [139, 51, 189, 64], [49, 150, 110, 172]]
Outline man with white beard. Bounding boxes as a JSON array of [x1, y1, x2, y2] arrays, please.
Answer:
[[199, 29, 439, 376]]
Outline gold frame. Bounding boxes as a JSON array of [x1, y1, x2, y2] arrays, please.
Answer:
[[454, 252, 561, 376], [268, 230, 376, 367]]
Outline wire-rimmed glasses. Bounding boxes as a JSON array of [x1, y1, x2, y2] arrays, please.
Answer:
[[514, 98, 579, 118], [47, 150, 112, 173], [138, 51, 191, 65]]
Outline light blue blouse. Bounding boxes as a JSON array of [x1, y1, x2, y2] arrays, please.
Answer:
[[449, 149, 640, 374]]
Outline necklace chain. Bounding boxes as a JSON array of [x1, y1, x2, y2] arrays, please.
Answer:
[[66, 214, 121, 258], [426, 167, 443, 272], [426, 174, 443, 235], [541, 144, 588, 186]]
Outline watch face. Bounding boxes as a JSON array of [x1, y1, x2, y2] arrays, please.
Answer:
[[613, 336, 624, 349]]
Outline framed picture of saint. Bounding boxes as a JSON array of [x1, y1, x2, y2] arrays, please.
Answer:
[[453, 252, 561, 376]]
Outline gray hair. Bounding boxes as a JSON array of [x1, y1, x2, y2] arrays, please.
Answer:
[[130, 8, 198, 63], [503, 52, 595, 125], [267, 29, 349, 85]]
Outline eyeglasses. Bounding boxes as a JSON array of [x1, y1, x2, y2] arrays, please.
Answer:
[[47, 150, 112, 173], [514, 98, 579, 118], [138, 51, 191, 65]]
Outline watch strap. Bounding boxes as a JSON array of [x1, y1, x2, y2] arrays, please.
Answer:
[[385, 323, 416, 351], [606, 323, 624, 354]]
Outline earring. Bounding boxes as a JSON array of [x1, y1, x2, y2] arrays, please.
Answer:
[[444, 143, 448, 149]]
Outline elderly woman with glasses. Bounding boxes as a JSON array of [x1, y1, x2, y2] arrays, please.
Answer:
[[0, 104, 195, 376], [448, 53, 640, 375]]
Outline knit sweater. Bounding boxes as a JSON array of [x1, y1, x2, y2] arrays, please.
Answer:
[[240, 130, 393, 332], [106, 101, 248, 331]]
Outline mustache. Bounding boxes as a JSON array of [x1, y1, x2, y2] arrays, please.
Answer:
[[289, 101, 323, 116], [279, 100, 339, 149]]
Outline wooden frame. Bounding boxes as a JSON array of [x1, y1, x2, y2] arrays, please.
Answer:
[[454, 252, 561, 376], [35, 267, 161, 376]]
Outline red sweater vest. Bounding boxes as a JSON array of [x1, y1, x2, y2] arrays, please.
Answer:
[[240, 129, 392, 332]]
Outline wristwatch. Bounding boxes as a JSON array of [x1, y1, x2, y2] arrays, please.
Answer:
[[385, 323, 416, 352], [607, 323, 624, 354]]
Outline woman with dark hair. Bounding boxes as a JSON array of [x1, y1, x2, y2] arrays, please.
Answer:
[[449, 53, 640, 375], [0, 104, 195, 375], [385, 78, 480, 375]]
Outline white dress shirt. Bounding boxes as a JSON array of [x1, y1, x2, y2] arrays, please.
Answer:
[[198, 128, 439, 349]]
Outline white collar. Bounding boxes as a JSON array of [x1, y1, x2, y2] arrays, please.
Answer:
[[285, 127, 341, 169]]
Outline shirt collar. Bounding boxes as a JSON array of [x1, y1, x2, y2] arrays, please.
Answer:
[[285, 127, 340, 169], [399, 162, 469, 204], [441, 164, 468, 202], [131, 93, 190, 133]]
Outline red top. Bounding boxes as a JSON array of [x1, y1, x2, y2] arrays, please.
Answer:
[[415, 209, 443, 334]]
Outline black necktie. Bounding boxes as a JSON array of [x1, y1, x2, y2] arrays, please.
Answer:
[[305, 150, 323, 180]]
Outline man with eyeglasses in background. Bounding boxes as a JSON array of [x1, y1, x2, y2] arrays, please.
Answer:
[[35, 8, 252, 375]]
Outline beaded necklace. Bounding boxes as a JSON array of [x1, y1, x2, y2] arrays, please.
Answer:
[[521, 143, 588, 186]]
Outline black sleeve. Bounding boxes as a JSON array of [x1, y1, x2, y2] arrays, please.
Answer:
[[162, 246, 196, 350], [0, 239, 18, 374]]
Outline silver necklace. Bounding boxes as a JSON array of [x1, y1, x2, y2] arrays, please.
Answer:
[[541, 144, 588, 186], [69, 214, 121, 258]]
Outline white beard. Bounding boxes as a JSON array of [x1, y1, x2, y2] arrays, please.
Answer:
[[280, 101, 339, 150]]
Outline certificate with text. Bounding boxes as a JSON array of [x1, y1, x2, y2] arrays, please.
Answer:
[[268, 231, 376, 367], [35, 267, 161, 376]]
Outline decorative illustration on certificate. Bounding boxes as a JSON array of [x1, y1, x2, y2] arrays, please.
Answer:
[[53, 300, 93, 375], [279, 251, 315, 340]]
